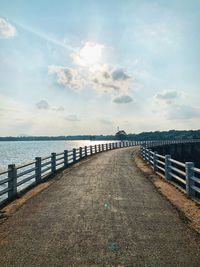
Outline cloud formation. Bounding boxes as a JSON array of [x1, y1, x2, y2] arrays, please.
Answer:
[[65, 114, 80, 121], [154, 90, 178, 104], [0, 17, 16, 39], [48, 65, 84, 91], [113, 95, 133, 104], [36, 100, 50, 110], [48, 41, 133, 99], [36, 100, 64, 111], [111, 69, 130, 81]]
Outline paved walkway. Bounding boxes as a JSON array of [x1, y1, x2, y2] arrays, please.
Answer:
[[0, 148, 200, 266]]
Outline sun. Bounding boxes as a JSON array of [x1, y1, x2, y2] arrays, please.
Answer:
[[75, 42, 104, 67]]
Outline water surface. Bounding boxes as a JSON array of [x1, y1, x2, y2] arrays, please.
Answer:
[[0, 140, 111, 172]]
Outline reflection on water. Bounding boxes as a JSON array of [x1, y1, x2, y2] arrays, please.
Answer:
[[0, 140, 112, 171]]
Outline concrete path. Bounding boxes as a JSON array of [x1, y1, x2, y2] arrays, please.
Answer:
[[0, 148, 200, 267]]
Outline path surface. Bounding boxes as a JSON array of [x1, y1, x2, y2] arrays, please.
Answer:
[[0, 148, 200, 267]]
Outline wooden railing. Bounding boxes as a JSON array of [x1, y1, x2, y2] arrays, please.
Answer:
[[141, 140, 200, 201]]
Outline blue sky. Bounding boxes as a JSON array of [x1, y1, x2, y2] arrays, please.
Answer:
[[0, 0, 200, 136]]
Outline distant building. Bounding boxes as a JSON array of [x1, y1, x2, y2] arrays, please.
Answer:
[[115, 130, 127, 141]]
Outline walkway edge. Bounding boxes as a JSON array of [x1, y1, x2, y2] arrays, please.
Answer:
[[0, 154, 103, 219], [133, 148, 200, 234]]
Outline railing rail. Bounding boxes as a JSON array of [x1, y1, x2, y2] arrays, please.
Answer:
[[140, 142, 200, 202], [1, 138, 200, 206], [0, 141, 140, 205]]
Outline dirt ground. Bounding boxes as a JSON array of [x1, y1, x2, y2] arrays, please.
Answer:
[[0, 147, 200, 267], [134, 148, 200, 233]]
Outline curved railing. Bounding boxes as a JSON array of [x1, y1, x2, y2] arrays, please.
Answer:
[[0, 141, 144, 206], [1, 139, 200, 206], [140, 140, 200, 201]]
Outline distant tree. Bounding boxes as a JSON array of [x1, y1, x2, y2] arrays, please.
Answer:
[[115, 130, 127, 141]]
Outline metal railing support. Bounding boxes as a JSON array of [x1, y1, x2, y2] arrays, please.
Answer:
[[165, 155, 171, 181], [185, 162, 195, 197], [8, 164, 17, 199], [148, 149, 151, 164], [153, 151, 157, 171], [79, 147, 82, 160], [35, 157, 41, 183], [85, 146, 87, 157], [73, 148, 76, 162], [51, 153, 56, 174], [64, 150, 68, 167]]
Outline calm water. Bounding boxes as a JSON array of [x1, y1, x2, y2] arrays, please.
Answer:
[[0, 140, 111, 172]]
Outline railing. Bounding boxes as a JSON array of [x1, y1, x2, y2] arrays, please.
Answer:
[[140, 143, 200, 201], [0, 141, 143, 206], [1, 139, 200, 206]]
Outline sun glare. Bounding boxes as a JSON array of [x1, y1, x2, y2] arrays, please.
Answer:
[[78, 42, 103, 66]]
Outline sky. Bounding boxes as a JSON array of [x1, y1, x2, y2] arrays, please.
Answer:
[[0, 0, 200, 136]]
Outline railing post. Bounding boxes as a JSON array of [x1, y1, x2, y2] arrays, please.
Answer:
[[143, 147, 146, 160], [148, 149, 151, 164], [153, 151, 157, 171], [95, 145, 97, 153], [116, 142, 118, 148], [102, 144, 104, 151], [143, 147, 145, 159], [140, 146, 143, 158], [8, 164, 17, 199], [79, 147, 82, 160], [64, 150, 68, 167], [185, 162, 195, 197], [106, 144, 108, 150], [109, 143, 112, 150], [51, 153, 56, 174], [73, 148, 76, 162], [165, 155, 171, 181], [98, 144, 101, 152], [35, 157, 41, 183], [90, 145, 93, 155], [85, 146, 87, 157]]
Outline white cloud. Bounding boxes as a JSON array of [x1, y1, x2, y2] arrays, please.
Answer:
[[48, 41, 134, 101], [0, 17, 16, 39], [111, 69, 130, 81], [49, 62, 132, 96], [65, 114, 80, 121], [154, 90, 179, 104], [36, 100, 64, 112], [52, 106, 65, 111], [113, 95, 133, 104], [48, 65, 84, 91], [36, 100, 50, 110]]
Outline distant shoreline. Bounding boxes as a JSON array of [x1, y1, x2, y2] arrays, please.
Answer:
[[0, 129, 200, 142]]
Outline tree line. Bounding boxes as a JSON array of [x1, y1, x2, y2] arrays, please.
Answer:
[[0, 129, 200, 141]]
